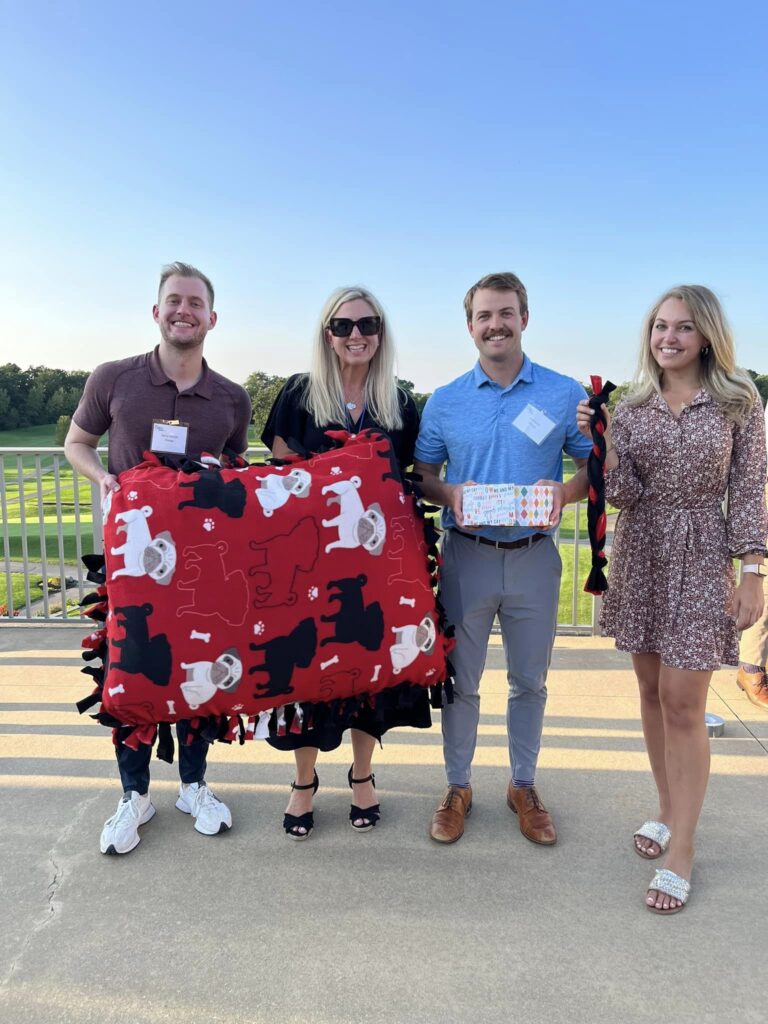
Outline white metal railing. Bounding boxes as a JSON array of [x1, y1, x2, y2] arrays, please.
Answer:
[[1, 447, 598, 632]]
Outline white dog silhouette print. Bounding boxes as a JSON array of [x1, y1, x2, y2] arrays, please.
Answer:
[[180, 648, 243, 709], [321, 476, 386, 555], [390, 616, 436, 674], [256, 469, 312, 517], [110, 506, 176, 585]]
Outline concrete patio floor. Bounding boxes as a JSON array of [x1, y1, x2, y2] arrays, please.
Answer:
[[1, 625, 766, 1024]]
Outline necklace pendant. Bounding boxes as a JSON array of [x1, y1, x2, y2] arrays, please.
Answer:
[[346, 401, 357, 411]]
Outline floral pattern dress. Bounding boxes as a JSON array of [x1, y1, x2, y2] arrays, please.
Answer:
[[601, 391, 767, 670]]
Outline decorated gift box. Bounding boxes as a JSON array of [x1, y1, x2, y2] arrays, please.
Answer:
[[462, 483, 555, 528], [77, 431, 454, 754]]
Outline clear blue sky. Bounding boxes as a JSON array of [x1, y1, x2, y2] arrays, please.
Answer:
[[2, 0, 766, 392]]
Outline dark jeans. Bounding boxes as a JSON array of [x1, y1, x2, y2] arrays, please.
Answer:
[[116, 720, 208, 794]]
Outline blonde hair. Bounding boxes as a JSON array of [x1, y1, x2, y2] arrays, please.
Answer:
[[304, 286, 404, 431], [626, 284, 758, 425]]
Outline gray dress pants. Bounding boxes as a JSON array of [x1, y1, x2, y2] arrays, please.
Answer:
[[439, 529, 562, 787]]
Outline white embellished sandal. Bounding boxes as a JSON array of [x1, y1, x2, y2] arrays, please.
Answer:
[[633, 820, 671, 860], [646, 868, 690, 915]]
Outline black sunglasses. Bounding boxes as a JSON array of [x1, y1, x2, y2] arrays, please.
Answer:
[[327, 316, 382, 338]]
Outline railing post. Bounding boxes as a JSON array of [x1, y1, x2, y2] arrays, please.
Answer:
[[90, 482, 104, 554], [591, 594, 602, 636]]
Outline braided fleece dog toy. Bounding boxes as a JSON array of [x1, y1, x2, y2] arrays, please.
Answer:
[[584, 375, 616, 596]]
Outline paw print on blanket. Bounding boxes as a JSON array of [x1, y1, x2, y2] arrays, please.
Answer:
[[203, 518, 215, 532], [253, 621, 265, 636], [308, 586, 319, 601], [330, 466, 342, 476], [128, 490, 138, 501]]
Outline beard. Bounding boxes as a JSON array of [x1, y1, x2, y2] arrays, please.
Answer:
[[158, 322, 208, 350]]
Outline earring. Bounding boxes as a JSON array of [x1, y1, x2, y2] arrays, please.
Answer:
[[701, 346, 710, 356]]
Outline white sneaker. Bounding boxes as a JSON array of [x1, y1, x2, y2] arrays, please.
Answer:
[[100, 791, 156, 855], [175, 782, 232, 835]]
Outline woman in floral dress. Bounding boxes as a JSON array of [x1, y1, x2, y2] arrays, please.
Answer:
[[577, 285, 766, 914]]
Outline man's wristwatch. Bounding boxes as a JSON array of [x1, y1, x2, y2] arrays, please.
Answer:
[[742, 564, 767, 577]]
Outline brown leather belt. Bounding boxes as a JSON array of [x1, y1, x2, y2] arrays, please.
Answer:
[[452, 529, 548, 551]]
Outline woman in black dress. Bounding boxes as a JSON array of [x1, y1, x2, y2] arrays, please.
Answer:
[[261, 285, 426, 839]]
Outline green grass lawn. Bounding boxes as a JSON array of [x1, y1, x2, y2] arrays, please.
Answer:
[[0, 573, 43, 613], [1, 425, 96, 568], [0, 572, 84, 617], [2, 520, 96, 563], [0, 424, 60, 447], [557, 543, 594, 625]]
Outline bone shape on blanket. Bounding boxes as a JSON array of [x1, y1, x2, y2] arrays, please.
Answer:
[[189, 630, 211, 642]]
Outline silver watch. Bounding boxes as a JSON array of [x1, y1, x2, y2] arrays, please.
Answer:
[[742, 564, 767, 578]]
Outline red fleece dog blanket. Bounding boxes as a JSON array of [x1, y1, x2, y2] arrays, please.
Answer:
[[78, 432, 452, 752]]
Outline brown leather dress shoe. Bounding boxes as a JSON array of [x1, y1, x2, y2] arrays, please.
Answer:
[[506, 784, 557, 845], [737, 665, 768, 711], [429, 786, 472, 844]]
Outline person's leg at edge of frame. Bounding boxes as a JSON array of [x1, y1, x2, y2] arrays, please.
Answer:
[[737, 568, 768, 710]]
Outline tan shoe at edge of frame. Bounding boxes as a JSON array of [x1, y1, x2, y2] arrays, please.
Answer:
[[506, 783, 557, 846], [736, 665, 768, 711], [429, 786, 473, 844]]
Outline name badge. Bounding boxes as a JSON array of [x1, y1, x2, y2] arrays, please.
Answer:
[[151, 420, 189, 455], [512, 403, 556, 445]]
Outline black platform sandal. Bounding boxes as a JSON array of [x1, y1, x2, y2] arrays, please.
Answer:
[[283, 771, 319, 841], [348, 765, 381, 832]]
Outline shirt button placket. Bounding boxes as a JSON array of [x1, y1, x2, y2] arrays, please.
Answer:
[[675, 411, 684, 508]]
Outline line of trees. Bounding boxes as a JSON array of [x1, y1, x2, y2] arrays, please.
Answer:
[[0, 364, 89, 431], [2, 362, 766, 439]]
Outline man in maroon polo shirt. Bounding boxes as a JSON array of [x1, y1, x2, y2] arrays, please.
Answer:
[[65, 261, 252, 855]]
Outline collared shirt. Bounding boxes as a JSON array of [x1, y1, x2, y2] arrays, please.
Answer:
[[415, 355, 591, 541], [72, 345, 252, 475]]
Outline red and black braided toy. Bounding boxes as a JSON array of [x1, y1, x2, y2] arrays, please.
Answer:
[[584, 375, 616, 596]]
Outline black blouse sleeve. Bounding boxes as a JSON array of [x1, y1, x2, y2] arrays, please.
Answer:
[[261, 374, 309, 451], [395, 389, 420, 470]]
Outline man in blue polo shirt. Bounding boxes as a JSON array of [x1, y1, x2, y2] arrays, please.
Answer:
[[414, 272, 591, 845]]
